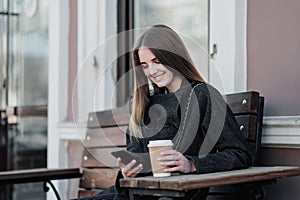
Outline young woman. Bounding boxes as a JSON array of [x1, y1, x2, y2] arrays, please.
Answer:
[[114, 24, 251, 200], [77, 24, 251, 200]]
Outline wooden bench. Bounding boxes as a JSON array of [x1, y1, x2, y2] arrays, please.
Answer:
[[73, 105, 130, 197], [71, 91, 300, 199]]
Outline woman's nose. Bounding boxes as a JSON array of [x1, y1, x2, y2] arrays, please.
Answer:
[[149, 64, 158, 75]]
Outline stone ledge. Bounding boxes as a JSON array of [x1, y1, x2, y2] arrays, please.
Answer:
[[262, 116, 300, 147]]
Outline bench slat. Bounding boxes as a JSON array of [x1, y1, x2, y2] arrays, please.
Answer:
[[235, 115, 257, 141], [80, 169, 119, 189], [82, 147, 125, 168], [84, 126, 127, 148], [88, 106, 130, 128], [225, 91, 259, 115], [78, 190, 101, 198]]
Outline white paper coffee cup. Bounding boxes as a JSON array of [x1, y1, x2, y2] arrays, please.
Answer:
[[147, 140, 173, 177]]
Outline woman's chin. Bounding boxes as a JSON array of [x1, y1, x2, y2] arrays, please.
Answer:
[[155, 83, 166, 88]]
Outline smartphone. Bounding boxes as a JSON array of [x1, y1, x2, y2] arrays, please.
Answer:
[[111, 150, 141, 165]]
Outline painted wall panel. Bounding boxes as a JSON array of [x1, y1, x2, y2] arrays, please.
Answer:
[[247, 0, 300, 116]]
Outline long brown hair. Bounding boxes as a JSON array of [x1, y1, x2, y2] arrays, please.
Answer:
[[130, 25, 205, 138]]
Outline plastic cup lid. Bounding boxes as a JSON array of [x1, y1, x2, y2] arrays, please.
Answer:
[[147, 140, 173, 147]]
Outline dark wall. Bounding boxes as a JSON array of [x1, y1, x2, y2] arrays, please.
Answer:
[[247, 0, 300, 116], [258, 147, 300, 199]]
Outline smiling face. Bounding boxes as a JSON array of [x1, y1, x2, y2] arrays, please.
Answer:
[[138, 48, 182, 92]]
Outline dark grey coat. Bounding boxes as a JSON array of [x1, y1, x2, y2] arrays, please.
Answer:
[[126, 80, 251, 174]]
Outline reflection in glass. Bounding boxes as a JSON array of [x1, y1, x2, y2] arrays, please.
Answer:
[[8, 0, 48, 107], [8, 116, 47, 199], [0, 13, 8, 109], [0, 0, 49, 199]]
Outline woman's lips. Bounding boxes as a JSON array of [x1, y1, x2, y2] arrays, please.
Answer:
[[152, 73, 164, 82]]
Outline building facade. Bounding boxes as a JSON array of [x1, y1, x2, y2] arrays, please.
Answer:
[[47, 0, 300, 199]]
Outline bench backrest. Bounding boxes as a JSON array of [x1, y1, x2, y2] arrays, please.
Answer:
[[77, 106, 129, 197], [76, 91, 264, 197], [225, 91, 264, 165]]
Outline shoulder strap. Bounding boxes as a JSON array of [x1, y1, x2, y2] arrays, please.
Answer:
[[174, 83, 203, 150]]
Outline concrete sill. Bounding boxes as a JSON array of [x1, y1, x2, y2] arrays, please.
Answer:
[[262, 116, 300, 148]]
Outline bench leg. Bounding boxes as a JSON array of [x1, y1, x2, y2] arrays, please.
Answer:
[[248, 185, 266, 200], [248, 179, 275, 200], [43, 181, 61, 200]]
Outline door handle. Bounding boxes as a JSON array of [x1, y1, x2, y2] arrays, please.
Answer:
[[210, 44, 217, 60]]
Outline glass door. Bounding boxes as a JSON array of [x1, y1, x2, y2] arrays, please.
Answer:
[[133, 0, 209, 80], [0, 0, 48, 199]]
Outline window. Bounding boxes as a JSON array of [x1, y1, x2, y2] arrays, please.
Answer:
[[117, 0, 247, 99]]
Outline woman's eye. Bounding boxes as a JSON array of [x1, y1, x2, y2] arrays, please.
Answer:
[[141, 64, 148, 69], [154, 59, 161, 64]]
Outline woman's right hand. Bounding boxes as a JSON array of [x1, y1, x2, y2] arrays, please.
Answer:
[[117, 158, 143, 178]]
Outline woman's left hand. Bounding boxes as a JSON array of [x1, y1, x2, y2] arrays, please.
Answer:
[[158, 150, 195, 173]]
